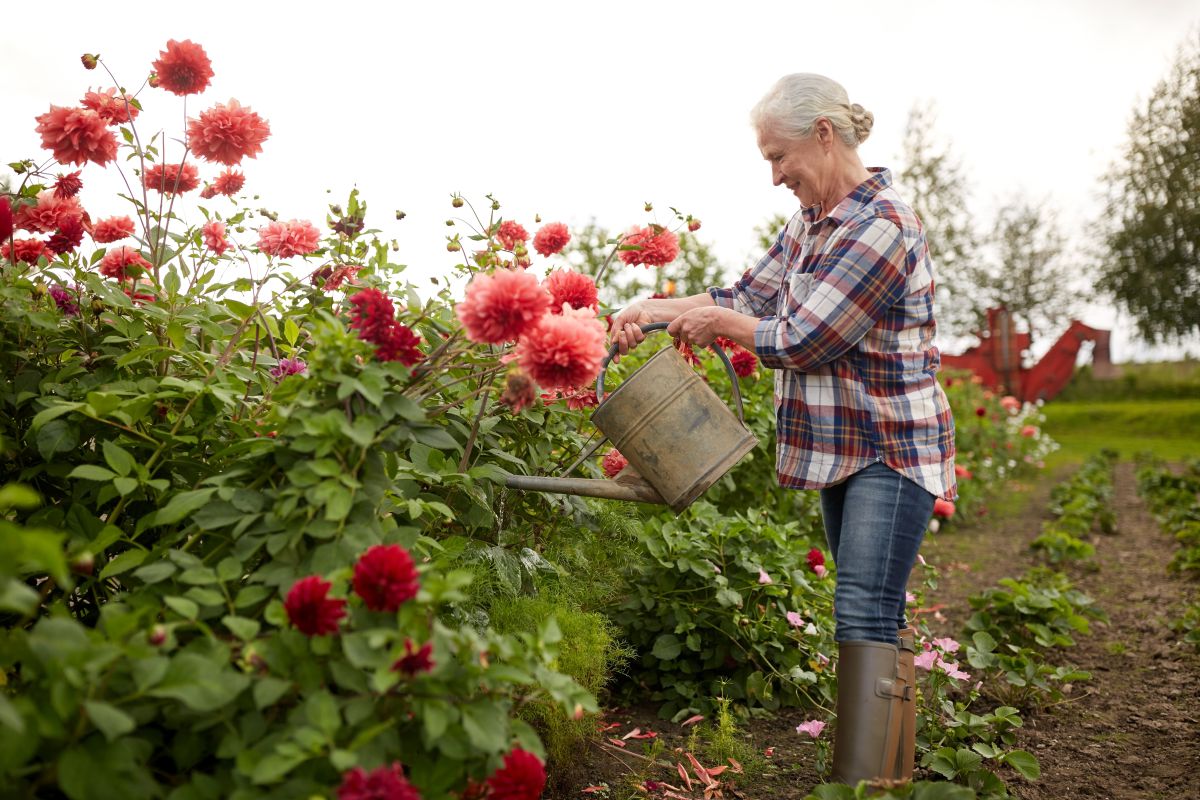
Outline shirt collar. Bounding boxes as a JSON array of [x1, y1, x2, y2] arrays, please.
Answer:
[[801, 167, 892, 227]]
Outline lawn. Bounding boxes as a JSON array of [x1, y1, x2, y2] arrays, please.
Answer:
[[1039, 398, 1200, 468]]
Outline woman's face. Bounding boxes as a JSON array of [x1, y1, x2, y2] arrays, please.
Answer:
[[757, 122, 827, 207]]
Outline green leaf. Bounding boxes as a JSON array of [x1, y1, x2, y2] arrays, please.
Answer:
[[113, 477, 139, 497], [101, 441, 137, 477], [253, 677, 292, 710], [283, 317, 299, 346], [222, 615, 260, 641], [0, 484, 40, 510], [155, 489, 217, 526], [99, 550, 147, 579], [83, 701, 135, 742], [651, 633, 682, 661], [460, 701, 508, 753], [37, 419, 79, 460], [85, 391, 124, 418], [132, 561, 176, 584], [1002, 749, 1041, 780], [165, 596, 199, 619], [0, 694, 25, 733], [149, 653, 250, 712], [305, 690, 340, 738], [68, 465, 119, 482], [30, 402, 84, 431]]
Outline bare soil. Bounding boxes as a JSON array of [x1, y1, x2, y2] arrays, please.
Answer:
[[547, 462, 1200, 800]]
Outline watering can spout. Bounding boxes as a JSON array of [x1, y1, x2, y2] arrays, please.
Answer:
[[504, 472, 668, 506]]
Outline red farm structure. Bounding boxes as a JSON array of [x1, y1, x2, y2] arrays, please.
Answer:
[[941, 307, 1118, 403]]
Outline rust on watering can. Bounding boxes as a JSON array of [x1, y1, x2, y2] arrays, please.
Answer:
[[504, 323, 759, 514]]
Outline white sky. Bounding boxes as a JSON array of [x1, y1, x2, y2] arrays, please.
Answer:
[[3, 0, 1198, 362]]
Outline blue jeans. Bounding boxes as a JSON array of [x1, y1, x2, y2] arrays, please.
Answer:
[[819, 461, 936, 644]]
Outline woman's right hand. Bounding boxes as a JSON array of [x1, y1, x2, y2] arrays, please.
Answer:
[[608, 301, 653, 360]]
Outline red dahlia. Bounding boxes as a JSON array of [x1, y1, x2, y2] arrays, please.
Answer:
[[806, 547, 825, 572], [374, 323, 423, 366], [46, 215, 85, 255], [602, 449, 628, 478], [284, 575, 347, 636], [53, 171, 83, 198], [152, 39, 214, 96], [352, 545, 420, 612], [486, 748, 546, 800], [336, 763, 422, 800], [391, 639, 435, 677], [348, 288, 397, 343], [729, 346, 758, 377]]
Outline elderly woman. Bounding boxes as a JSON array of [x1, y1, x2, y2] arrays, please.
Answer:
[[610, 73, 957, 786]]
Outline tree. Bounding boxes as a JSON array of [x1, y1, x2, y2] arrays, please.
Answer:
[[1098, 30, 1200, 342], [978, 197, 1077, 349], [896, 101, 982, 337]]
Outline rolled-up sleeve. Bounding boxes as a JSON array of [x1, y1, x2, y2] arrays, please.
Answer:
[[754, 217, 907, 372], [708, 226, 789, 318]]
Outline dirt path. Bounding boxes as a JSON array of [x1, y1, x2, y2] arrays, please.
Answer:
[[550, 462, 1200, 799], [921, 462, 1200, 800]]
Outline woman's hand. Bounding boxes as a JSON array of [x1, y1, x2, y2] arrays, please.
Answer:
[[666, 306, 728, 349], [608, 301, 653, 361]]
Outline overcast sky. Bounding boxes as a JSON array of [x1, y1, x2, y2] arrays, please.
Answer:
[[3, 0, 1197, 362]]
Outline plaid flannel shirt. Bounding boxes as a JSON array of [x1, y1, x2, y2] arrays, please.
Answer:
[[709, 168, 956, 500]]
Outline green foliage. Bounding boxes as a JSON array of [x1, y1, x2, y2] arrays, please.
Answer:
[[610, 502, 834, 719], [1040, 399, 1200, 469], [1055, 360, 1200, 402], [1134, 456, 1200, 578], [807, 779, 981, 799], [1031, 450, 1117, 565], [1098, 29, 1200, 342]]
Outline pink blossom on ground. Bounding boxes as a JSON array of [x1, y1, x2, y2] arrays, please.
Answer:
[[813, 564, 828, 578], [795, 720, 827, 738], [757, 568, 773, 585], [932, 637, 961, 654], [905, 591, 917, 603], [257, 219, 320, 258], [913, 649, 939, 670], [937, 659, 971, 681], [786, 611, 804, 628]]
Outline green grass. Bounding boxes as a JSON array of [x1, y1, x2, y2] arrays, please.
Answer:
[[1040, 398, 1200, 469]]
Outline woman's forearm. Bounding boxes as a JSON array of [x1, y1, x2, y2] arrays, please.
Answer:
[[634, 292, 716, 323]]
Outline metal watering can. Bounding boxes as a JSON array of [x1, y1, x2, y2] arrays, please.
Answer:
[[504, 323, 759, 514]]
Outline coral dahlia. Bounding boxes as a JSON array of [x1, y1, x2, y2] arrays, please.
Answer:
[[532, 221, 570, 256], [602, 449, 628, 478], [456, 268, 549, 344], [213, 169, 245, 196], [18, 192, 84, 234], [2, 239, 47, 265], [202, 220, 229, 255], [81, 87, 139, 125], [284, 575, 346, 636], [99, 246, 152, 279], [618, 225, 679, 268], [35, 106, 117, 167], [352, 544, 420, 612], [92, 216, 136, 243], [53, 171, 83, 198], [495, 220, 529, 251], [143, 162, 200, 195], [542, 269, 598, 315], [187, 99, 271, 165], [151, 39, 214, 96], [257, 219, 320, 258], [486, 748, 546, 800], [515, 308, 606, 391]]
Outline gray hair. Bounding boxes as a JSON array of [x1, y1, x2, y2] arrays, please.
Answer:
[[750, 73, 874, 148]]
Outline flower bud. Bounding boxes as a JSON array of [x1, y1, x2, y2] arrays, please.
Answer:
[[395, 210, 406, 220], [81, 53, 99, 70], [446, 241, 461, 252], [148, 624, 167, 646], [445, 219, 455, 226], [148, 72, 160, 88], [452, 196, 464, 208], [644, 202, 653, 212], [32, 282, 47, 299], [491, 200, 500, 211], [688, 218, 701, 232], [70, 552, 94, 576]]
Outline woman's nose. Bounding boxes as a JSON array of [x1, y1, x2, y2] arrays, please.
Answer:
[[771, 164, 784, 186]]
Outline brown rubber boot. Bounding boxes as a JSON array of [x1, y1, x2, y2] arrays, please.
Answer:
[[831, 640, 907, 785], [893, 627, 918, 780]]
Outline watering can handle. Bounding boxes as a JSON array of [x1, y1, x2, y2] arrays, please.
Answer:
[[596, 322, 748, 424]]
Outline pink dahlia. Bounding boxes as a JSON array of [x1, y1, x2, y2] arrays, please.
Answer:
[[498, 369, 537, 414], [456, 268, 549, 344], [1020, 425, 1038, 438], [53, 171, 83, 199], [143, 162, 200, 195], [337, 763, 421, 800], [486, 748, 546, 800], [284, 575, 346, 636], [391, 639, 435, 677], [258, 219, 321, 258], [932, 498, 956, 519], [602, 449, 628, 478], [954, 464, 973, 479], [2, 239, 47, 265], [202, 220, 229, 255], [312, 264, 361, 292], [542, 269, 598, 315], [35, 106, 117, 167], [563, 387, 598, 410], [81, 87, 139, 125], [49, 284, 80, 316], [618, 225, 679, 268], [532, 221, 570, 256], [495, 220, 529, 251], [187, 99, 271, 165], [17, 192, 84, 234], [352, 544, 420, 612], [515, 308, 606, 391], [151, 40, 214, 96], [92, 216, 136, 243], [270, 357, 307, 381], [99, 246, 152, 279], [213, 169, 245, 196]]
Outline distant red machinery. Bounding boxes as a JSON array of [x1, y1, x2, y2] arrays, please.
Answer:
[[941, 307, 1117, 402]]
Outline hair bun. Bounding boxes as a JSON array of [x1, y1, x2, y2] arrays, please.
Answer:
[[849, 103, 874, 145]]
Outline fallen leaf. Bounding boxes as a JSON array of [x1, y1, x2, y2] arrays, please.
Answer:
[[608, 738, 627, 748], [707, 765, 728, 776], [686, 752, 713, 784], [728, 757, 744, 773], [681, 714, 705, 727], [582, 787, 607, 794], [621, 727, 641, 740], [677, 762, 692, 791]]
